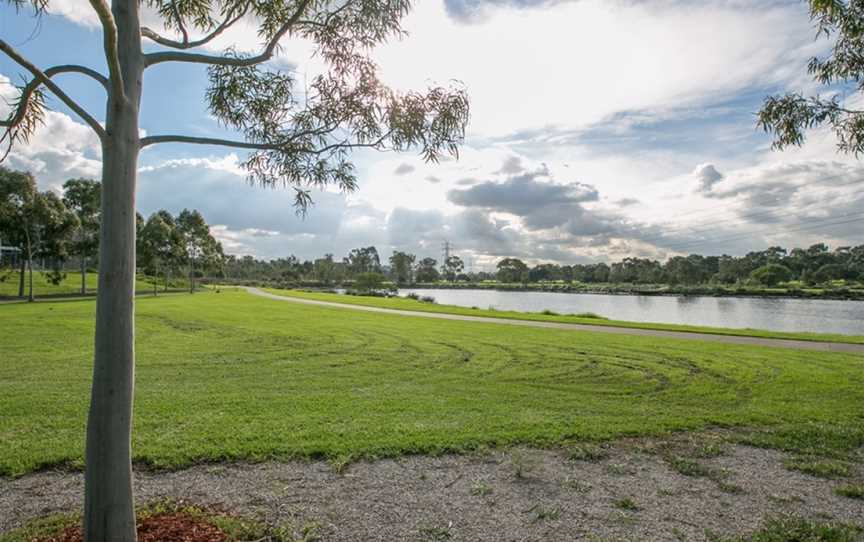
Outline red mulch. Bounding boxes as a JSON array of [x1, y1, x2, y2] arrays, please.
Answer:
[[34, 512, 228, 542]]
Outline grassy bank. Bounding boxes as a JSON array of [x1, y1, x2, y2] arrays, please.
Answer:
[[261, 287, 864, 345], [1, 289, 863, 476], [0, 270, 191, 299]]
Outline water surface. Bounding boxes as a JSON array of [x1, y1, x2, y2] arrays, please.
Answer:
[[399, 288, 864, 336]]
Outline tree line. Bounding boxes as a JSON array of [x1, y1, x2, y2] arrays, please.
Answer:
[[0, 168, 224, 299], [222, 243, 864, 290]]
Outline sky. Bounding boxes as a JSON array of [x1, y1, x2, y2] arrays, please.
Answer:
[[1, 0, 863, 270]]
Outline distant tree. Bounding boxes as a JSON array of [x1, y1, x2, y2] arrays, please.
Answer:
[[750, 263, 793, 287], [414, 257, 440, 283], [496, 258, 529, 283], [313, 253, 337, 285], [177, 209, 222, 293], [354, 271, 385, 292], [138, 212, 185, 295], [759, 1, 864, 154], [345, 246, 381, 276], [0, 168, 35, 296], [441, 255, 464, 281], [0, 168, 77, 300], [812, 263, 851, 283], [529, 263, 563, 282], [62, 179, 101, 295], [389, 251, 416, 285]]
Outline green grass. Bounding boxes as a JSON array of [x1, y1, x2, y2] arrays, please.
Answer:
[[1, 289, 864, 476], [0, 270, 190, 298], [719, 517, 863, 541], [262, 287, 864, 345], [835, 484, 864, 500]]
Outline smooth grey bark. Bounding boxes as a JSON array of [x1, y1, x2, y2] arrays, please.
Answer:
[[18, 256, 24, 298], [25, 227, 33, 302], [81, 254, 87, 295], [83, 1, 142, 541]]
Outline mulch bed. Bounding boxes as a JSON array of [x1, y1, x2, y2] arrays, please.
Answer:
[[34, 512, 228, 542]]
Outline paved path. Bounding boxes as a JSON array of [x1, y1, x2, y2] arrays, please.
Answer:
[[244, 287, 864, 354]]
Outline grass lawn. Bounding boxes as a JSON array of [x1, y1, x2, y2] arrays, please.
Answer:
[[1, 289, 863, 476], [0, 270, 189, 299], [262, 287, 864, 344]]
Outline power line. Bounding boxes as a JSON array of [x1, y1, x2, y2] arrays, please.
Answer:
[[634, 171, 864, 226], [657, 212, 864, 253]]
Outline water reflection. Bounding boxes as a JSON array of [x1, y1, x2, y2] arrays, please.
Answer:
[[398, 288, 864, 335]]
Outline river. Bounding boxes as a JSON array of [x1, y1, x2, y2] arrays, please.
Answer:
[[398, 288, 864, 336]]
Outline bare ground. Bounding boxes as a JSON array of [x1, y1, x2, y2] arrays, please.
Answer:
[[2, 439, 862, 541]]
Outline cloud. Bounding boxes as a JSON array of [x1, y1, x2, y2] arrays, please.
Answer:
[[0, 75, 102, 190], [387, 207, 446, 250], [693, 163, 724, 194], [443, 0, 559, 23], [447, 169, 600, 230], [615, 197, 640, 207], [137, 154, 348, 238], [494, 155, 526, 175], [393, 163, 416, 175], [375, 0, 825, 136], [425, 175, 442, 184]]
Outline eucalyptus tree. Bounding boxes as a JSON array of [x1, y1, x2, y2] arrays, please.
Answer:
[[0, 1, 469, 540], [759, 0, 864, 153], [388, 250, 415, 284], [176, 208, 221, 292], [0, 167, 35, 297], [414, 256, 439, 282], [441, 254, 463, 281], [138, 211, 184, 294], [62, 179, 101, 295], [0, 168, 77, 300]]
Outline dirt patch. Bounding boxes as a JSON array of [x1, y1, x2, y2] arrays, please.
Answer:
[[2, 441, 862, 541]]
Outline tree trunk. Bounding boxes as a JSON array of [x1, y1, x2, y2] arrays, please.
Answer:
[[81, 254, 87, 296], [84, 2, 143, 541], [189, 263, 194, 294], [18, 256, 25, 298], [26, 232, 33, 302], [27, 255, 33, 302]]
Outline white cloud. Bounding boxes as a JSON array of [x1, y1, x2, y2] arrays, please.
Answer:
[[374, 0, 824, 135], [0, 74, 102, 190]]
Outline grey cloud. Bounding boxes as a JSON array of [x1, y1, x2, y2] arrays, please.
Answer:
[[137, 160, 347, 236], [693, 163, 724, 194], [443, 0, 561, 23], [448, 172, 599, 221], [495, 156, 526, 175], [387, 207, 446, 249], [616, 197, 640, 207], [426, 175, 442, 184], [394, 163, 416, 175]]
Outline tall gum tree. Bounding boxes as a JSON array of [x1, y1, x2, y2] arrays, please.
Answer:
[[0, 1, 469, 540]]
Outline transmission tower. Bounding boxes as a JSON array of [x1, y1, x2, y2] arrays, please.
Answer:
[[441, 240, 452, 264]]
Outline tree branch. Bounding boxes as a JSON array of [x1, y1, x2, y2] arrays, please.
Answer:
[[0, 41, 107, 140], [88, 0, 124, 99], [144, 0, 312, 67], [141, 7, 246, 50], [140, 131, 390, 154], [140, 134, 287, 150], [141, 6, 247, 50], [170, 0, 190, 45]]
